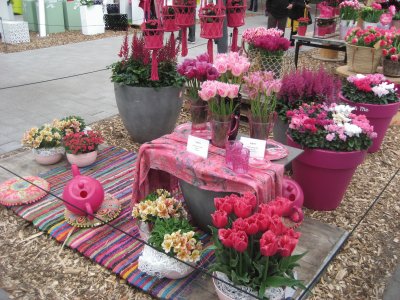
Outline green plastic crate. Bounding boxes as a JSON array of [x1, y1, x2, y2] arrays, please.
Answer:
[[23, 0, 38, 31], [63, 0, 81, 31]]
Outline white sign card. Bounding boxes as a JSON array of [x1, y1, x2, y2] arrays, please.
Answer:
[[187, 135, 209, 159], [239, 137, 267, 159]]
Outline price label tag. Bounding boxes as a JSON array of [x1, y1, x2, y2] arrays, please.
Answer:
[[187, 135, 209, 159], [240, 137, 266, 159]]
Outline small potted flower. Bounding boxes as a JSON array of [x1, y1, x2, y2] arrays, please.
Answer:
[[360, 3, 383, 28], [22, 124, 64, 165], [243, 71, 281, 140], [339, 0, 360, 39], [287, 103, 376, 210], [63, 130, 104, 167], [297, 17, 310, 36], [53, 115, 86, 136], [340, 73, 400, 153], [381, 31, 400, 77], [138, 218, 203, 279], [345, 27, 385, 74], [210, 193, 305, 299], [131, 189, 187, 241], [315, 18, 335, 36]]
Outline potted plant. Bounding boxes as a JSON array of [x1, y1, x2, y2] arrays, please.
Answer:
[[22, 124, 64, 165], [138, 217, 203, 279], [77, 0, 105, 35], [243, 71, 281, 140], [177, 53, 219, 136], [315, 18, 336, 36], [198, 80, 240, 148], [210, 193, 305, 299], [297, 17, 310, 36], [286, 103, 376, 210], [109, 33, 185, 143], [53, 115, 86, 136], [340, 73, 400, 153], [63, 130, 104, 167], [339, 0, 360, 39], [131, 189, 187, 241], [345, 27, 385, 73], [381, 31, 400, 77], [273, 68, 341, 144], [226, 0, 246, 51], [360, 3, 383, 28]]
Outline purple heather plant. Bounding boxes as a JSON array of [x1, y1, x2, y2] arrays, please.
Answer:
[[276, 68, 341, 122]]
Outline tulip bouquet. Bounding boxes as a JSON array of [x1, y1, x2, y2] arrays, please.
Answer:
[[243, 71, 282, 122], [287, 103, 376, 151], [213, 52, 250, 86], [198, 80, 240, 117], [242, 27, 283, 44], [339, 0, 360, 21], [177, 53, 219, 102], [342, 74, 398, 104], [210, 193, 305, 297]]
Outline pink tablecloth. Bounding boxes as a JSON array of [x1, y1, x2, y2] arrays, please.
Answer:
[[132, 124, 284, 205]]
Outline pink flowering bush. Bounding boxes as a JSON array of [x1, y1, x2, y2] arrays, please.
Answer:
[[381, 30, 400, 62], [213, 52, 250, 86], [198, 80, 240, 116], [210, 193, 305, 297], [177, 53, 219, 102], [342, 74, 398, 104], [243, 71, 282, 122], [276, 68, 341, 122], [287, 103, 376, 151], [345, 27, 386, 47]]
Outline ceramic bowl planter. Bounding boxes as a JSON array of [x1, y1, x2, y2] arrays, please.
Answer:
[[114, 84, 183, 143], [33, 147, 64, 165], [339, 93, 400, 153], [66, 150, 98, 167], [287, 135, 367, 211]]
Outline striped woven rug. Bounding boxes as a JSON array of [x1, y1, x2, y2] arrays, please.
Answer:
[[11, 147, 214, 299]]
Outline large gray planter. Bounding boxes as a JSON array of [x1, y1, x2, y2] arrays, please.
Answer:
[[273, 117, 289, 145], [114, 84, 183, 143], [179, 179, 237, 232]]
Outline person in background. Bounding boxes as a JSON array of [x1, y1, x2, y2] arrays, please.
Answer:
[[248, 0, 258, 12], [266, 0, 290, 31], [288, 0, 311, 46]]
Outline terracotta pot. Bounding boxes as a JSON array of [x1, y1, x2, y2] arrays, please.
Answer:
[[287, 135, 366, 211], [66, 150, 98, 168], [339, 92, 400, 153]]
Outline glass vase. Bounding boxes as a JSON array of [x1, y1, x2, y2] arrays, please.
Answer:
[[228, 94, 241, 141], [190, 100, 209, 138], [249, 113, 276, 140], [211, 115, 239, 148]]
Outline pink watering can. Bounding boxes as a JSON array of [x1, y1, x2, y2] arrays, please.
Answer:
[[281, 177, 304, 223], [63, 164, 104, 219]]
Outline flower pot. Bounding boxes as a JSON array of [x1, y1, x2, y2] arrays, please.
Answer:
[[143, 29, 164, 50], [297, 25, 307, 36], [33, 147, 64, 165], [339, 93, 400, 153], [339, 20, 355, 40], [382, 58, 400, 78], [66, 150, 98, 168], [226, 8, 245, 28], [136, 220, 152, 242], [287, 135, 366, 211], [80, 5, 105, 35], [363, 21, 378, 29], [213, 271, 285, 300], [346, 44, 382, 74], [316, 26, 327, 37], [392, 19, 400, 30], [273, 117, 289, 145], [114, 84, 183, 143], [200, 18, 224, 39]]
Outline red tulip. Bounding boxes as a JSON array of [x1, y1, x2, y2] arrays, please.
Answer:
[[270, 215, 288, 235], [218, 228, 233, 248], [231, 230, 248, 253], [232, 218, 248, 232], [214, 197, 233, 214], [242, 192, 257, 209], [211, 210, 228, 228], [244, 216, 259, 235], [286, 228, 301, 240], [233, 200, 253, 218], [278, 235, 298, 257], [254, 213, 271, 232], [260, 231, 278, 256]]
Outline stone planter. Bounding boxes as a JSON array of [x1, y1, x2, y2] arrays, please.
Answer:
[[33, 147, 64, 165], [272, 117, 289, 145], [114, 84, 183, 143], [80, 4, 105, 35]]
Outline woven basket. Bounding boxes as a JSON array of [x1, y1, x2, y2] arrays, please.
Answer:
[[346, 44, 382, 74], [382, 58, 400, 77]]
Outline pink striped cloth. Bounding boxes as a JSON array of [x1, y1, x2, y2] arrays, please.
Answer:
[[132, 123, 284, 205]]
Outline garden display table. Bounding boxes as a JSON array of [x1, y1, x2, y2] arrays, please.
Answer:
[[293, 34, 347, 68], [336, 65, 400, 84]]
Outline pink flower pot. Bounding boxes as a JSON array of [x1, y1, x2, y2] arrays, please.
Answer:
[[33, 147, 64, 165], [287, 135, 367, 211], [316, 26, 327, 37], [339, 93, 400, 153], [66, 150, 98, 167], [297, 25, 307, 36]]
